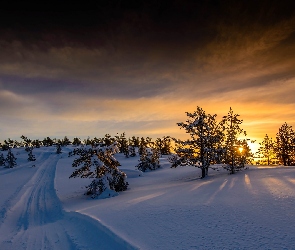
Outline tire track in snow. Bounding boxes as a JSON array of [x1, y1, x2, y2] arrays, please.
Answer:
[[0, 149, 138, 250], [0, 150, 54, 224]]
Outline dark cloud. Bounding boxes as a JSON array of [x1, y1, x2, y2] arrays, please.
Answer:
[[1, 1, 295, 141], [2, 4, 293, 55]]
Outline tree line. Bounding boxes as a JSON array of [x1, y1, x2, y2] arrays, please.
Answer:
[[1, 106, 295, 197]]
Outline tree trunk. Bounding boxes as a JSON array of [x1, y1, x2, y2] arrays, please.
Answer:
[[201, 168, 206, 178]]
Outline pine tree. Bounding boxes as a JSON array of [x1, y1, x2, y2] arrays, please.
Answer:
[[2, 139, 11, 150], [0, 153, 5, 166], [32, 139, 41, 148], [138, 137, 149, 155], [61, 136, 71, 146], [257, 134, 275, 165], [56, 144, 62, 154], [43, 137, 54, 147], [103, 134, 115, 146], [115, 133, 129, 156], [5, 148, 17, 168], [128, 145, 136, 157], [136, 147, 160, 172], [69, 143, 128, 198], [155, 136, 172, 155], [275, 123, 295, 166], [170, 107, 251, 177], [72, 137, 82, 146], [130, 136, 140, 148], [21, 135, 32, 151], [172, 106, 220, 178], [28, 148, 36, 161], [221, 107, 249, 174]]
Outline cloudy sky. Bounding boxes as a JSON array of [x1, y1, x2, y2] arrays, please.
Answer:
[[1, 1, 295, 148]]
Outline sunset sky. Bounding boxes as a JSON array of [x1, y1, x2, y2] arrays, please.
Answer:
[[1, 1, 295, 151]]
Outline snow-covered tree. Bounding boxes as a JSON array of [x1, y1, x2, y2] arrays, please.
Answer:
[[171, 107, 252, 177], [274, 123, 295, 166], [2, 139, 12, 150], [171, 107, 221, 178], [21, 135, 32, 152], [136, 147, 160, 172], [69, 143, 128, 198], [5, 148, 17, 168], [138, 137, 153, 155], [115, 133, 130, 157]]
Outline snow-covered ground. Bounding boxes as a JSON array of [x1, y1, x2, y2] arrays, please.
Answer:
[[1, 146, 295, 249]]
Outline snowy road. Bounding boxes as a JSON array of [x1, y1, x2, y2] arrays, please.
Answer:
[[0, 148, 137, 250]]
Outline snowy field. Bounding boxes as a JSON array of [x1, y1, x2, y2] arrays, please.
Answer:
[[1, 146, 295, 249]]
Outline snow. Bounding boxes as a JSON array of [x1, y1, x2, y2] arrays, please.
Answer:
[[1, 146, 295, 249]]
